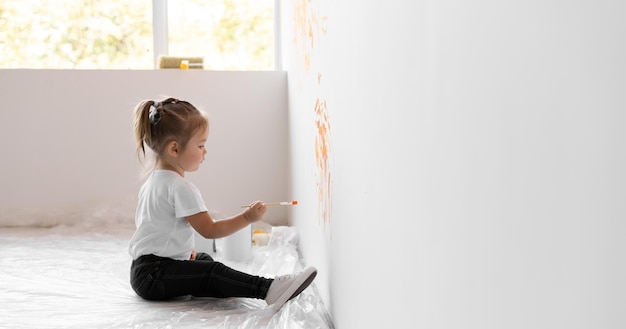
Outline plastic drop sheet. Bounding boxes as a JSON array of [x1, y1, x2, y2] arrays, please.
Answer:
[[0, 227, 333, 329]]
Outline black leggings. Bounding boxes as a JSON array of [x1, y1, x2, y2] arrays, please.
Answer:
[[130, 253, 273, 301]]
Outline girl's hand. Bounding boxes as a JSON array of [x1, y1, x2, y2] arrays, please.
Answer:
[[190, 249, 197, 260], [242, 201, 267, 223]]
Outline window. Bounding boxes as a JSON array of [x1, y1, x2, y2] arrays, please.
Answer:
[[0, 1, 153, 69], [0, 0, 275, 70], [167, 0, 274, 70]]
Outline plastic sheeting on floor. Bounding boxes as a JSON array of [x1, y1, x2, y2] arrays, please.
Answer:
[[0, 227, 333, 329]]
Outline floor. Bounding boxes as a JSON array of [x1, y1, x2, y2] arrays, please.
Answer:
[[0, 226, 333, 329]]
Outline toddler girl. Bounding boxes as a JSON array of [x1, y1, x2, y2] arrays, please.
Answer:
[[129, 97, 316, 312]]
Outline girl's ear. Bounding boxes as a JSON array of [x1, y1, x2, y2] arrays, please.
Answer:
[[167, 141, 179, 158]]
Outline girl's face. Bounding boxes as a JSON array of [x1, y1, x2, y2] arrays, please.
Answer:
[[178, 126, 209, 173]]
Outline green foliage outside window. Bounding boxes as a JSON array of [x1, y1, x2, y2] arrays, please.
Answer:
[[0, 0, 274, 70]]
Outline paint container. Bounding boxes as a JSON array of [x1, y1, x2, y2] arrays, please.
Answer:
[[252, 231, 271, 246], [223, 225, 252, 261]]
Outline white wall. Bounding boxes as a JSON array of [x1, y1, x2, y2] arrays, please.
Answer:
[[282, 1, 626, 328], [0, 70, 289, 231]]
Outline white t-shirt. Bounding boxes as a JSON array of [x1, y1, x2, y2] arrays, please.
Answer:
[[128, 170, 208, 260]]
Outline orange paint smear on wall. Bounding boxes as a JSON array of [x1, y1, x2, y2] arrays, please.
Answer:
[[293, 0, 327, 72], [314, 98, 332, 232], [294, 0, 332, 235]]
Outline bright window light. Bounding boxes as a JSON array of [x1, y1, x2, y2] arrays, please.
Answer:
[[167, 0, 274, 70], [0, 0, 275, 70]]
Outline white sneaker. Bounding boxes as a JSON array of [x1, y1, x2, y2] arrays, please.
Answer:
[[266, 266, 317, 310]]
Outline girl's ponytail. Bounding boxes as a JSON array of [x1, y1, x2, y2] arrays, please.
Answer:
[[133, 100, 155, 162]]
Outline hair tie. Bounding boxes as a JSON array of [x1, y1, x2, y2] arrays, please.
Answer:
[[149, 102, 162, 125]]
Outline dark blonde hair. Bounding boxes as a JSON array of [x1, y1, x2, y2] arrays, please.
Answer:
[[133, 97, 208, 164]]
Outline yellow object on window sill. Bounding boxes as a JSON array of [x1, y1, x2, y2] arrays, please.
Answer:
[[158, 56, 204, 69]]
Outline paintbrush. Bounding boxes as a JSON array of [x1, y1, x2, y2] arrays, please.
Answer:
[[241, 200, 298, 208]]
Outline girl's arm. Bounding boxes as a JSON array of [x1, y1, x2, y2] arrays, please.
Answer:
[[187, 201, 266, 239]]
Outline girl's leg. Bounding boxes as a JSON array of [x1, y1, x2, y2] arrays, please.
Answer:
[[130, 254, 318, 309], [195, 252, 214, 261], [160, 258, 273, 299]]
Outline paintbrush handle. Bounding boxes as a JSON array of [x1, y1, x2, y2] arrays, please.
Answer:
[[268, 200, 298, 206], [240, 201, 298, 208]]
